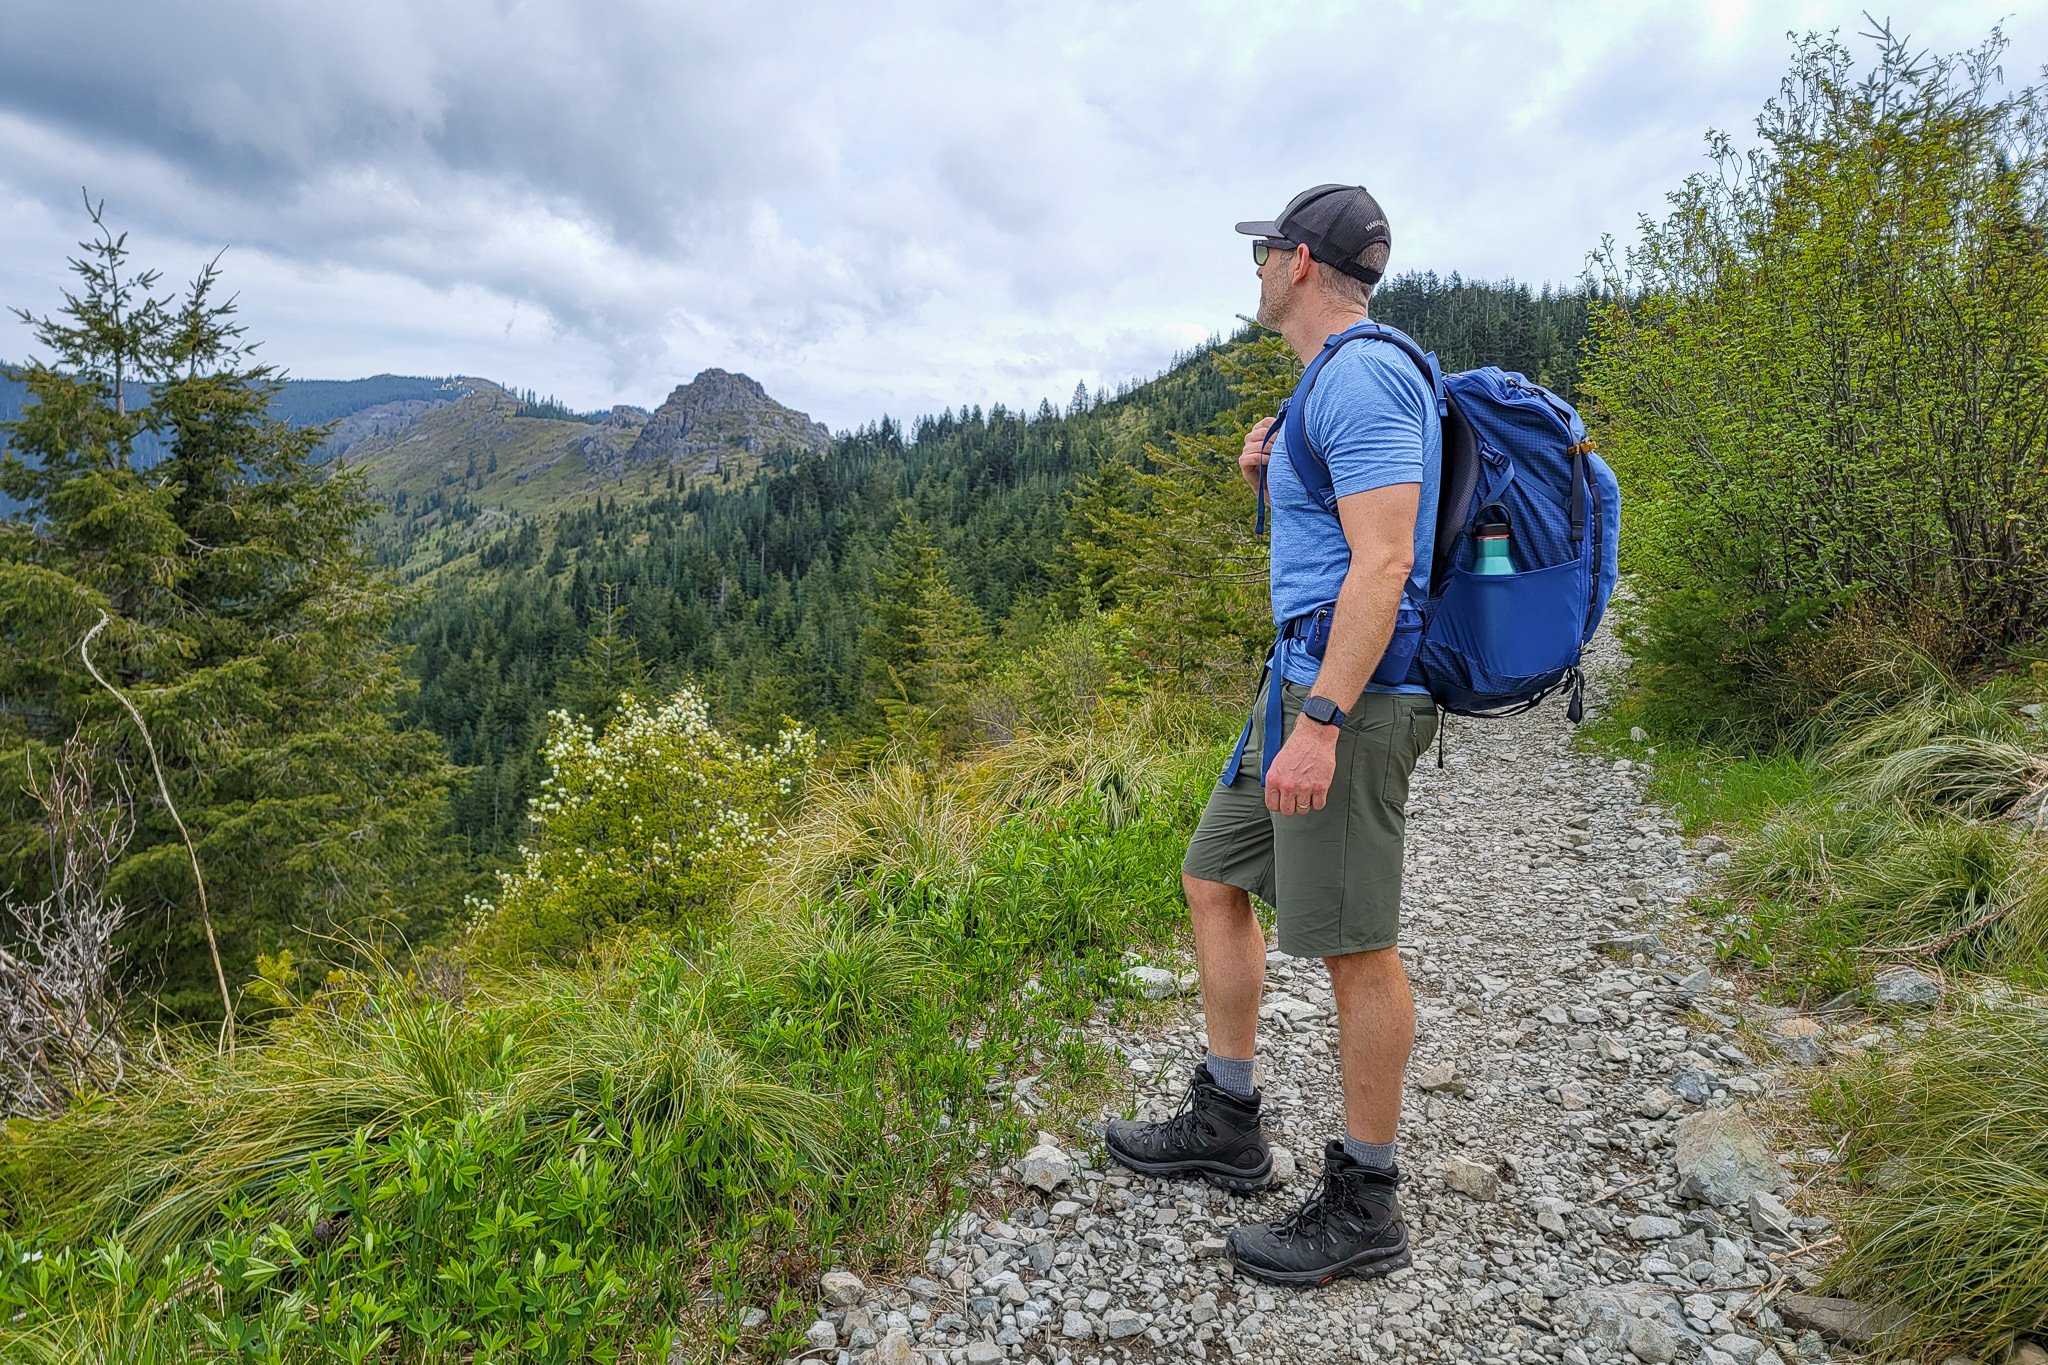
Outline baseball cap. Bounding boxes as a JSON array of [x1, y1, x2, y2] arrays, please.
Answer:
[[1236, 184, 1392, 285]]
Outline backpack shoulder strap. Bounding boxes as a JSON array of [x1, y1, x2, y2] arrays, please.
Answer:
[[1281, 321, 1447, 514]]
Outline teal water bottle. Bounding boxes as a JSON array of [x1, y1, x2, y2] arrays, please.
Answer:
[[1473, 518, 1513, 575]]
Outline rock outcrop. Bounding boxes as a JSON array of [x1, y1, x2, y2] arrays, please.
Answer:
[[624, 368, 830, 476]]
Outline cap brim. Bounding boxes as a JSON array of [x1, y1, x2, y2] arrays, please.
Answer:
[[1234, 219, 1281, 237]]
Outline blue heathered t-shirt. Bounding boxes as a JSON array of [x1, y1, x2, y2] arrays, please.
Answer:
[[1268, 336, 1440, 690]]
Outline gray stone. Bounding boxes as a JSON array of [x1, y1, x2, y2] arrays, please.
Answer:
[[1748, 1190, 1795, 1242], [1532, 1195, 1573, 1236], [1123, 965, 1190, 1000], [819, 1270, 864, 1306], [1443, 1155, 1501, 1200], [1872, 966, 1943, 1008], [1674, 1109, 1787, 1205], [1018, 1142, 1075, 1193], [1061, 1310, 1092, 1339], [1671, 1069, 1715, 1105], [964, 1342, 1003, 1365], [802, 1318, 837, 1351], [1704, 851, 1733, 872], [1628, 1315, 1680, 1363], [1713, 1335, 1767, 1365], [1766, 1016, 1828, 1066], [1627, 1214, 1683, 1242], [1269, 1144, 1297, 1184], [872, 1331, 918, 1365], [2008, 1344, 2048, 1365], [1105, 1308, 1146, 1338], [1777, 1293, 1910, 1346]]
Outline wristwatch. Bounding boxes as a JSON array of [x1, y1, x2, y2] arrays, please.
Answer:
[[1301, 695, 1347, 728]]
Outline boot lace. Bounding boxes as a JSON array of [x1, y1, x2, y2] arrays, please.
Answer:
[[1272, 1163, 1398, 1244], [1143, 1082, 1219, 1155]]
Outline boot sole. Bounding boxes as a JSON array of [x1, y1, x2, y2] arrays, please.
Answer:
[[1227, 1237, 1411, 1288], [1103, 1146, 1275, 1194]]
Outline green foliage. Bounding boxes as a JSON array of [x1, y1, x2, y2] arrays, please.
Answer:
[[858, 515, 989, 755], [0, 203, 467, 1015], [466, 688, 816, 965], [1815, 1007, 2048, 1358], [1584, 24, 2048, 740], [0, 701, 1218, 1362], [1700, 662, 2048, 996]]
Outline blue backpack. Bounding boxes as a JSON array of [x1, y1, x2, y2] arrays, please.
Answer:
[[1227, 320, 1619, 783]]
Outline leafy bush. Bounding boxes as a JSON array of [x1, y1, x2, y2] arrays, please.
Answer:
[[1817, 1007, 2048, 1358], [466, 689, 816, 964], [1584, 25, 2048, 739]]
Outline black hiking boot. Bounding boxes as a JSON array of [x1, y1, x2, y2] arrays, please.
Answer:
[[1225, 1139, 1409, 1287], [1103, 1063, 1273, 1193]]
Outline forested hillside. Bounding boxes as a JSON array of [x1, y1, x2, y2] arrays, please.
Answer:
[[395, 273, 1595, 854]]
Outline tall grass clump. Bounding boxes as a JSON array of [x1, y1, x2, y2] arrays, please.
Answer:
[[1716, 664, 2048, 994], [1816, 1007, 2048, 1357]]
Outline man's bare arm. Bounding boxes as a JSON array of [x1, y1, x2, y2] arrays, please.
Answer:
[[1262, 482, 1419, 815], [1309, 483, 1420, 712]]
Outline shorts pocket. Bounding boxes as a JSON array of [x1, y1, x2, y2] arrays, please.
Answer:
[[1381, 702, 1439, 808]]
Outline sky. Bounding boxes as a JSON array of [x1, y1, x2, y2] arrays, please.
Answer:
[[0, 1, 2040, 432]]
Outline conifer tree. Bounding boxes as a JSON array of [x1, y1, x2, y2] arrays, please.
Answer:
[[858, 514, 987, 754], [0, 200, 466, 1016]]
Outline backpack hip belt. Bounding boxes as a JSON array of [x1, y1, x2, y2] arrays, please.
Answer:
[[1218, 603, 1425, 787]]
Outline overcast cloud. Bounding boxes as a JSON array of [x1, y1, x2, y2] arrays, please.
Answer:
[[1, 1, 2040, 430]]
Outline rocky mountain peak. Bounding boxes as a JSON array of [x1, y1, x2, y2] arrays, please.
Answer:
[[625, 369, 830, 474]]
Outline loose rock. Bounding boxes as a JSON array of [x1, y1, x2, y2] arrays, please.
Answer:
[[1675, 1108, 1788, 1205], [1872, 966, 1943, 1008]]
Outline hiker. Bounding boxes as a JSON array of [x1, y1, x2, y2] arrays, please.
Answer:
[[1105, 184, 1442, 1287]]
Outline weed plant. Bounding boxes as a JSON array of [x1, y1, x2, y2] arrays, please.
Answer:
[[0, 706, 1227, 1361]]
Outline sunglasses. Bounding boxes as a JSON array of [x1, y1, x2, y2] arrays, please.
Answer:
[[1252, 238, 1299, 266]]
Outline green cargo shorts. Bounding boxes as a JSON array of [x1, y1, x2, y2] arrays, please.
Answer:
[[1183, 678, 1439, 958]]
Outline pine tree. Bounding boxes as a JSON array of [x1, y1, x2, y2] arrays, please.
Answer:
[[857, 515, 987, 754], [0, 200, 467, 1017]]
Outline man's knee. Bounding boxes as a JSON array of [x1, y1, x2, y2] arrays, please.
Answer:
[[1183, 871, 1253, 919], [1324, 944, 1406, 988]]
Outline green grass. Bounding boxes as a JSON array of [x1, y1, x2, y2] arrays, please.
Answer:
[[1595, 652, 2048, 1354], [1815, 1006, 2048, 1358], [0, 704, 1224, 1362], [1579, 709, 1818, 836]]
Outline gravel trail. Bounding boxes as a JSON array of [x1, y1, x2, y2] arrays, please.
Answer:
[[802, 637, 1853, 1365]]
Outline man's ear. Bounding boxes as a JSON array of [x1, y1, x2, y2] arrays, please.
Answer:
[[1291, 245, 1314, 287]]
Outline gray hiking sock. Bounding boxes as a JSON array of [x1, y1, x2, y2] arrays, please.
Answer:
[[1342, 1134, 1398, 1170], [1203, 1051, 1257, 1098]]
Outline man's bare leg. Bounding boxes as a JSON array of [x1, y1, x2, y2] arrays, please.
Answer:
[[1324, 945, 1414, 1148], [1183, 872, 1266, 1062]]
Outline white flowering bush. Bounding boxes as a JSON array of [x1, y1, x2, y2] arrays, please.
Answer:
[[466, 689, 817, 962]]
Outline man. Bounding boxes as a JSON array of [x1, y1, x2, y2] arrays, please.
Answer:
[[1104, 184, 1441, 1287]]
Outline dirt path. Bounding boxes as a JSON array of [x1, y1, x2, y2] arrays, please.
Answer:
[[803, 633, 1846, 1365]]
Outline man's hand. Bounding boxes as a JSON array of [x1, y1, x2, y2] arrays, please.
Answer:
[[1239, 416, 1277, 490], [1264, 714, 1338, 815]]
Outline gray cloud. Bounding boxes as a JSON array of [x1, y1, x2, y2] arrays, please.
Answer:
[[1, 0, 2040, 429]]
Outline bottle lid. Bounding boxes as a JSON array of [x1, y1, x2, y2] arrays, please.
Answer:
[[1476, 520, 1510, 538]]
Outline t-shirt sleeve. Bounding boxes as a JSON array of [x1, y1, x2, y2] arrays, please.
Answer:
[[1305, 344, 1430, 498]]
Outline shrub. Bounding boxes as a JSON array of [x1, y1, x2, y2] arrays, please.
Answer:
[[467, 689, 816, 964], [1584, 24, 2048, 739]]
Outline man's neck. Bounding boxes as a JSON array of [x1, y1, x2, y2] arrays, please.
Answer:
[[1281, 300, 1371, 364]]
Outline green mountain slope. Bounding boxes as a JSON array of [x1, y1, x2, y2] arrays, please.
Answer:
[[346, 370, 834, 574]]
